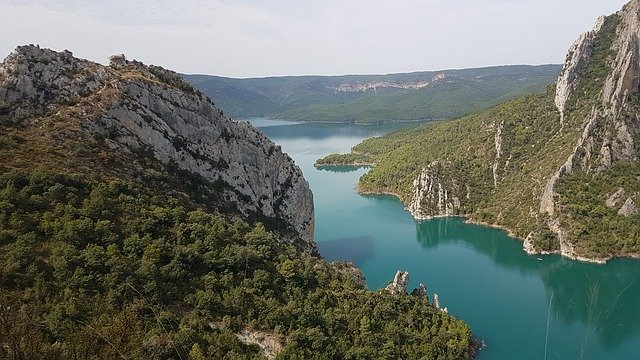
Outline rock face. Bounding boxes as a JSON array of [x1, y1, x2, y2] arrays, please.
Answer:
[[619, 198, 640, 216], [385, 270, 409, 295], [0, 45, 315, 249], [538, 0, 640, 261], [411, 283, 428, 299], [236, 329, 285, 360], [409, 161, 462, 219], [555, 16, 606, 122]]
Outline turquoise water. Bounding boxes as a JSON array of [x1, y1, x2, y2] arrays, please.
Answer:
[[249, 119, 640, 359]]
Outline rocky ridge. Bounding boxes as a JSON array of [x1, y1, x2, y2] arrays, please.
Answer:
[[538, 0, 640, 261], [0, 45, 314, 249]]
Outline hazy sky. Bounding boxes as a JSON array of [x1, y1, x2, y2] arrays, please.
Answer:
[[0, 0, 629, 78]]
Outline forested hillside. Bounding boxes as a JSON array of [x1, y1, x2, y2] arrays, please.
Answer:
[[184, 65, 560, 123]]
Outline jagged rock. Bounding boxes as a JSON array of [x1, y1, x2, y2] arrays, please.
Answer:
[[555, 16, 605, 122], [236, 329, 286, 360], [618, 197, 639, 216], [538, 1, 640, 260], [109, 53, 126, 67], [606, 188, 626, 207], [433, 293, 441, 309], [0, 45, 315, 250], [385, 270, 409, 295], [409, 161, 461, 219], [411, 283, 428, 300]]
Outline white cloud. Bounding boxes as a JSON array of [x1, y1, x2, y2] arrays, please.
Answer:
[[0, 0, 630, 77]]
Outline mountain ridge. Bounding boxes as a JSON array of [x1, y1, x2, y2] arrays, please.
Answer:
[[184, 64, 561, 124]]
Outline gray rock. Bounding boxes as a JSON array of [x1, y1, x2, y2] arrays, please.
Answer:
[[618, 197, 639, 217], [606, 188, 626, 208], [411, 283, 428, 299], [385, 270, 409, 295], [555, 16, 605, 122], [409, 161, 462, 220]]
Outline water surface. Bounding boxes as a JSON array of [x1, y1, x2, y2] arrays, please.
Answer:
[[248, 118, 640, 359]]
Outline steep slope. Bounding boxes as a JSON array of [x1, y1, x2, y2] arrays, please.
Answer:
[[0, 46, 476, 359], [0, 45, 314, 248], [318, 0, 640, 262], [184, 65, 561, 123]]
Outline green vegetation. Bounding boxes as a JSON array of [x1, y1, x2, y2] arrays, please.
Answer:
[[0, 171, 473, 359], [316, 13, 640, 259], [314, 153, 374, 167], [184, 65, 561, 123], [556, 163, 640, 257], [349, 87, 569, 239]]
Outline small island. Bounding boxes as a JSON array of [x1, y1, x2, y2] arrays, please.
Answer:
[[314, 152, 374, 167]]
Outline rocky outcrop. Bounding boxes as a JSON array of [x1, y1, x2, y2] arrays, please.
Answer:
[[555, 16, 605, 122], [433, 293, 447, 313], [619, 197, 640, 216], [606, 188, 627, 207], [492, 120, 504, 187], [385, 270, 409, 295], [409, 161, 462, 219], [0, 45, 315, 249], [327, 74, 447, 93], [411, 283, 428, 299], [236, 329, 286, 360], [384, 271, 437, 305]]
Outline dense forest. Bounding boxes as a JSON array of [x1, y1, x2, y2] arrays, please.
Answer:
[[0, 171, 474, 359]]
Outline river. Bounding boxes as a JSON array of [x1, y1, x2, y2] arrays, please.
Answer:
[[247, 118, 640, 359]]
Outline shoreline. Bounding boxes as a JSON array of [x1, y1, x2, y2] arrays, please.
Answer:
[[314, 162, 374, 168], [356, 186, 639, 265]]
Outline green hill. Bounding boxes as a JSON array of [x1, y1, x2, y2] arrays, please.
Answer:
[[317, 3, 640, 263], [0, 46, 475, 359], [184, 65, 561, 123]]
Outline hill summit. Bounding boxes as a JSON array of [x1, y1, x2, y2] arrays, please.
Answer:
[[0, 45, 314, 248]]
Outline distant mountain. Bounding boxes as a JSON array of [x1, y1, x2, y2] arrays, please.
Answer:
[[184, 65, 561, 123], [317, 0, 640, 263]]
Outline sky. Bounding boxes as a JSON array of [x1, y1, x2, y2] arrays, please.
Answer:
[[0, 0, 630, 78]]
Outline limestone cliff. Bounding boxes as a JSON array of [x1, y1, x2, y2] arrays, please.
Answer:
[[554, 16, 605, 122], [409, 161, 463, 220], [0, 45, 314, 249], [538, 0, 640, 261]]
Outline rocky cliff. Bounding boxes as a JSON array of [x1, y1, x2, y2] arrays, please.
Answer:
[[409, 161, 463, 220], [0, 45, 314, 249], [538, 0, 640, 261]]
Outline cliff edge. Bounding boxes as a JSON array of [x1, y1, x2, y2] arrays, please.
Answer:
[[0, 45, 314, 249]]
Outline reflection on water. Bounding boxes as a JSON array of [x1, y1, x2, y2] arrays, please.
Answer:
[[540, 259, 640, 349], [416, 217, 540, 274], [416, 217, 640, 351], [317, 235, 375, 266]]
